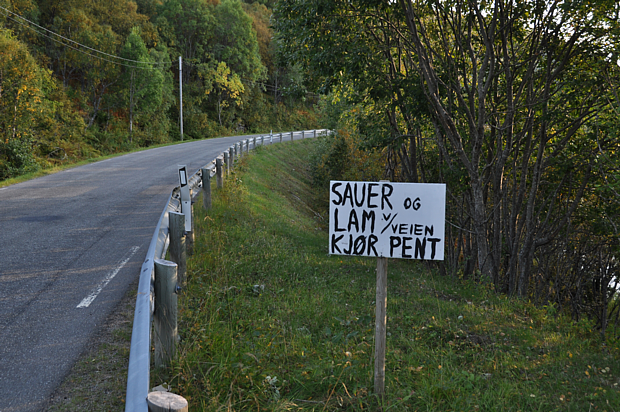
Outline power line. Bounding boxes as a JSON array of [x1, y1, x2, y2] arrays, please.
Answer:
[[0, 5, 165, 69], [0, 5, 321, 96]]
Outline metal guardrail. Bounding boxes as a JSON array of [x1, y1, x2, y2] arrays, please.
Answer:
[[124, 130, 329, 411]]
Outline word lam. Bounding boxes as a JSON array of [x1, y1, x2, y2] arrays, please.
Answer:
[[329, 181, 446, 260]]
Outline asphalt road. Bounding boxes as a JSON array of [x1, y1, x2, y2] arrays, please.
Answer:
[[0, 133, 294, 411]]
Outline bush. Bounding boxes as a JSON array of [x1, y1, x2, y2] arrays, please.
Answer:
[[309, 128, 384, 188], [309, 93, 385, 190], [0, 138, 39, 179]]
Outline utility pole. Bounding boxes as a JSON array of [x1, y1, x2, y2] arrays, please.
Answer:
[[179, 56, 184, 141]]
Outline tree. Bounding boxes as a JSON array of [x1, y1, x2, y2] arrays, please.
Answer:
[[120, 27, 166, 142], [212, 0, 266, 84], [396, 0, 619, 294], [156, 0, 215, 79], [241, 2, 273, 75], [275, 0, 620, 301], [203, 61, 244, 126], [0, 28, 46, 177]]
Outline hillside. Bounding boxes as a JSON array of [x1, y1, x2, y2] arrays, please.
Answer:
[[151, 138, 620, 411], [0, 0, 316, 181]]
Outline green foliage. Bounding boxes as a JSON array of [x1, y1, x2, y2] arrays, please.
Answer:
[[274, 0, 620, 331], [212, 0, 266, 83], [0, 28, 42, 177], [241, 1, 273, 73], [203, 61, 245, 126], [120, 27, 170, 143], [0, 0, 319, 181], [153, 139, 620, 411], [0, 137, 37, 179], [309, 92, 385, 190]]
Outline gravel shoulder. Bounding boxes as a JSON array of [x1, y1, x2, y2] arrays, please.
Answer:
[[45, 279, 137, 411]]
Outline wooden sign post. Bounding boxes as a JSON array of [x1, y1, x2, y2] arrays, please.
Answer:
[[375, 180, 389, 396], [374, 255, 388, 395], [329, 180, 446, 396]]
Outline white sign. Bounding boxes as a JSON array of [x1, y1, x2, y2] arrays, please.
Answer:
[[178, 165, 192, 232], [179, 168, 188, 187], [329, 181, 446, 260]]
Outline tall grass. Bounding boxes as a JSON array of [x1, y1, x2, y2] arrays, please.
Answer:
[[152, 140, 620, 411]]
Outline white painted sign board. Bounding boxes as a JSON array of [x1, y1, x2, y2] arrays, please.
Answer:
[[178, 165, 192, 232], [329, 181, 446, 260]]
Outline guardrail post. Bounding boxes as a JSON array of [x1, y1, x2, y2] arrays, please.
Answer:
[[178, 166, 193, 255], [188, 196, 194, 256], [223, 152, 229, 176], [261, 135, 264, 145], [279, 132, 282, 143], [302, 130, 305, 139], [169, 212, 187, 286], [290, 131, 294, 142], [201, 168, 211, 210], [154, 259, 178, 368], [216, 158, 223, 189], [314, 129, 316, 138], [147, 392, 188, 412], [246, 139, 250, 154]]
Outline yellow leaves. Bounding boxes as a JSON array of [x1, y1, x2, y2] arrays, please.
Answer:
[[206, 61, 245, 107], [0, 29, 51, 138]]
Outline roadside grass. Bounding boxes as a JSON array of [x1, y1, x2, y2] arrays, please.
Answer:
[[152, 139, 620, 411]]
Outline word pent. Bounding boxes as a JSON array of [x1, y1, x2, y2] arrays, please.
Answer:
[[329, 181, 446, 260]]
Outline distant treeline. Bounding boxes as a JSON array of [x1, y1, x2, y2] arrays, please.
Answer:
[[0, 0, 317, 180]]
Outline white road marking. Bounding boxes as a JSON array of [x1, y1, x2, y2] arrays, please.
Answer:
[[77, 246, 140, 308]]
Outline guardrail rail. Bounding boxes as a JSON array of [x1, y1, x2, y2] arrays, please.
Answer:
[[124, 130, 329, 411]]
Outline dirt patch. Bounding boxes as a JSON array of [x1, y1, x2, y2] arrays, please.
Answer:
[[45, 280, 137, 411], [466, 333, 492, 347], [419, 284, 465, 303]]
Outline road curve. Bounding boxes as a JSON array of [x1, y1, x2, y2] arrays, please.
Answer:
[[0, 133, 282, 411]]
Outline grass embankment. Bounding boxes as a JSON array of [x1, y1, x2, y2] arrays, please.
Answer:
[[153, 139, 620, 411]]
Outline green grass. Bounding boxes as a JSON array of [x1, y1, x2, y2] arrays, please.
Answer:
[[152, 139, 620, 411]]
